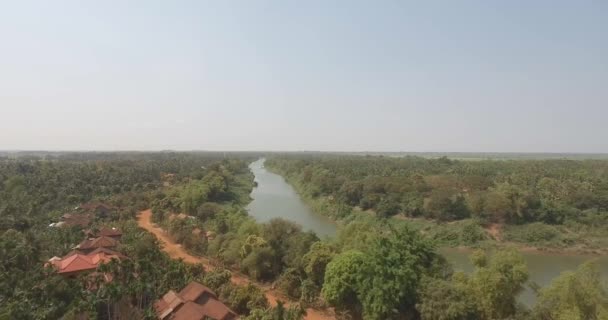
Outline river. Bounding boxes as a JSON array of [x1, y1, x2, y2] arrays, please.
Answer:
[[247, 158, 608, 306], [247, 158, 337, 238]]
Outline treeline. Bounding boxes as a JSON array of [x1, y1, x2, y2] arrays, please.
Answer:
[[266, 155, 608, 223], [0, 153, 255, 229], [265, 155, 608, 250]]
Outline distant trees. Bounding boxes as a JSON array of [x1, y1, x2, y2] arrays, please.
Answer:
[[424, 189, 470, 221], [265, 155, 608, 251], [266, 155, 608, 225]]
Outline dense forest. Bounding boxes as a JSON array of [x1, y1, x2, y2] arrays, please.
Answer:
[[265, 155, 608, 252], [1, 152, 607, 320]]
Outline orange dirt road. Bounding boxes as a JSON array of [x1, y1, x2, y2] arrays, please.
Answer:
[[137, 209, 334, 320]]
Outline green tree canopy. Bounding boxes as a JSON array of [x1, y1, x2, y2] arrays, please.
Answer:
[[533, 261, 608, 320]]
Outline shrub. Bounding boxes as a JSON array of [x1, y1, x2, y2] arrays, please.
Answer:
[[503, 222, 562, 246]]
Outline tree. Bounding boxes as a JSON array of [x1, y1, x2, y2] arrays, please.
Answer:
[[533, 261, 608, 320], [180, 182, 209, 215], [323, 225, 439, 319], [303, 242, 336, 286], [223, 284, 269, 315], [244, 302, 306, 320], [357, 225, 438, 319], [337, 181, 364, 206], [416, 277, 478, 320], [241, 246, 278, 281], [322, 250, 365, 317], [282, 231, 319, 270], [375, 197, 401, 218], [276, 268, 303, 299], [464, 249, 529, 320], [424, 189, 470, 221], [195, 202, 222, 221], [201, 170, 228, 201]]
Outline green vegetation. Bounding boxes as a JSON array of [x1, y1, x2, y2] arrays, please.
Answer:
[[533, 261, 608, 320], [2, 152, 608, 320], [417, 248, 530, 320], [323, 225, 441, 319], [0, 152, 296, 319], [265, 155, 608, 252], [151, 161, 324, 301]]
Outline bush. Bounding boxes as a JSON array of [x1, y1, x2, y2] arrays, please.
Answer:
[[503, 222, 562, 246], [299, 279, 320, 305], [460, 220, 488, 245], [427, 219, 487, 247], [276, 268, 302, 299], [221, 284, 269, 315], [196, 202, 222, 221]]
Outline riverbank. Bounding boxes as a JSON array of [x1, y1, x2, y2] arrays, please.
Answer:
[[265, 164, 608, 256], [255, 158, 608, 308]]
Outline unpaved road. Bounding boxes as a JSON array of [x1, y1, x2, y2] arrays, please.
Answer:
[[137, 209, 334, 320]]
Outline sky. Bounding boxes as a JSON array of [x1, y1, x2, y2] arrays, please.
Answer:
[[1, 1, 607, 152]]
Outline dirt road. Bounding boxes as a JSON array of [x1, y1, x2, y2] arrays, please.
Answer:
[[137, 209, 334, 320]]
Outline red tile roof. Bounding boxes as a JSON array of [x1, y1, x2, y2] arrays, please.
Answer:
[[61, 213, 92, 228], [154, 291, 184, 320], [87, 247, 126, 259], [97, 227, 122, 238], [199, 298, 237, 320], [78, 236, 118, 250], [178, 282, 217, 302], [154, 282, 237, 320], [49, 251, 120, 274], [171, 301, 207, 320]]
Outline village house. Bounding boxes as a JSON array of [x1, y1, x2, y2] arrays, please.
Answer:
[[47, 249, 123, 277], [85, 227, 123, 241], [154, 282, 237, 320], [77, 235, 119, 254], [57, 213, 93, 228], [80, 202, 116, 218]]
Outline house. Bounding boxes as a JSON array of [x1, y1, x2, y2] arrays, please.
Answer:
[[154, 282, 237, 320], [77, 236, 119, 254], [86, 227, 122, 240], [80, 202, 115, 218], [47, 249, 122, 277], [60, 213, 92, 228]]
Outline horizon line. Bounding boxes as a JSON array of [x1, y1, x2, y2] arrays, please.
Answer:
[[1, 149, 608, 155]]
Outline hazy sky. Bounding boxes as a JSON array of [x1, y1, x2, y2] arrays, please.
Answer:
[[1, 1, 607, 152]]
